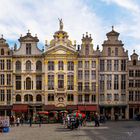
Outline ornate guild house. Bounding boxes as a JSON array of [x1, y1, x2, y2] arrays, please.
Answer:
[[0, 20, 140, 120]]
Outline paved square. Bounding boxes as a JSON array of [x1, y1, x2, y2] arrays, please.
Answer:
[[0, 121, 140, 140]]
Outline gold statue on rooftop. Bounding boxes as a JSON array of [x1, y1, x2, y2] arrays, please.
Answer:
[[58, 18, 63, 30]]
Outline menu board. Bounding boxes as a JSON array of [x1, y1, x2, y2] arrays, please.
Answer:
[[0, 116, 10, 127]]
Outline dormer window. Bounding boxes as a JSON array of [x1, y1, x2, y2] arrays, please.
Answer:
[[1, 48, 4, 55], [26, 43, 31, 55], [108, 47, 111, 56], [133, 60, 136, 65]]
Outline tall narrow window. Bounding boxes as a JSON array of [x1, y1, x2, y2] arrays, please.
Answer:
[[7, 89, 11, 102], [26, 60, 31, 71], [0, 74, 5, 85], [100, 60, 105, 71], [48, 61, 54, 71], [107, 60, 112, 71], [48, 75, 54, 90], [16, 61, 21, 71], [7, 60, 11, 70], [85, 82, 89, 91], [85, 94, 89, 102], [91, 82, 96, 92], [26, 77, 31, 90], [121, 60, 126, 71], [58, 61, 63, 70], [91, 70, 96, 80], [92, 61, 96, 68], [36, 61, 42, 71], [100, 74, 105, 92], [7, 74, 11, 85], [114, 75, 119, 90], [1, 48, 4, 55], [58, 75, 64, 88], [114, 60, 119, 71], [121, 74, 126, 90], [0, 60, 5, 70], [108, 47, 111, 56], [36, 75, 42, 90], [26, 43, 31, 55], [85, 61, 89, 69], [107, 75, 112, 90], [78, 82, 82, 91], [78, 61, 82, 68], [67, 61, 74, 71], [0, 90, 5, 101], [85, 70, 89, 80], [115, 48, 118, 56], [16, 76, 21, 90], [78, 95, 82, 102], [67, 75, 74, 90], [78, 70, 83, 80]]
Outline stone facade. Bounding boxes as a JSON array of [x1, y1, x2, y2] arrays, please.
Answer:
[[0, 23, 139, 120], [128, 50, 140, 119]]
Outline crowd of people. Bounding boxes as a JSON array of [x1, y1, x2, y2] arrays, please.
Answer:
[[9, 114, 43, 127]]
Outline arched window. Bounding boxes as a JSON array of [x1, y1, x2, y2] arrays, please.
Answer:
[[108, 47, 111, 56], [26, 60, 31, 70], [26, 77, 31, 90], [16, 61, 21, 71], [36, 61, 42, 71], [36, 94, 42, 102], [24, 94, 33, 102], [16, 94, 21, 102], [1, 48, 4, 55]]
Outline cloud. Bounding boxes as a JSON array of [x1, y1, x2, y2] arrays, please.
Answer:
[[0, 0, 105, 49], [102, 0, 140, 13]]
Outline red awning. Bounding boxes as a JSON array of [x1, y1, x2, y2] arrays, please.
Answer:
[[78, 105, 97, 111], [66, 105, 77, 110], [44, 105, 55, 111], [13, 104, 28, 112]]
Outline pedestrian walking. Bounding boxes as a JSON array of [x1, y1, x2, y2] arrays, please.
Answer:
[[29, 116, 32, 127], [94, 112, 100, 127], [16, 117, 20, 126]]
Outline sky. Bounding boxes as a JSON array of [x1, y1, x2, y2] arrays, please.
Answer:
[[0, 0, 140, 56]]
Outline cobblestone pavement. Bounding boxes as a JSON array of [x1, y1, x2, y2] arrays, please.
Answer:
[[0, 121, 140, 140]]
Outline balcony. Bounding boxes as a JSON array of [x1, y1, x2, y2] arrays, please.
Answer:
[[57, 88, 65, 91]]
